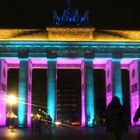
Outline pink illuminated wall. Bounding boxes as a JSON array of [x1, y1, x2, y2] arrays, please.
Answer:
[[5, 58, 20, 69], [93, 58, 140, 127], [57, 58, 82, 69], [57, 58, 85, 126], [105, 60, 113, 106], [27, 58, 48, 127], [1, 57, 140, 127], [27, 59, 33, 127], [129, 60, 140, 126], [93, 58, 113, 107], [81, 60, 86, 126], [0, 60, 7, 125], [0, 58, 20, 126]]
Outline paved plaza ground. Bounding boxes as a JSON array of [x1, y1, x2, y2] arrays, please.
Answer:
[[0, 125, 140, 140]]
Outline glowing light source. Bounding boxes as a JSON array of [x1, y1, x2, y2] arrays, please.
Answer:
[[7, 95, 16, 105], [36, 114, 41, 118], [55, 121, 61, 126]]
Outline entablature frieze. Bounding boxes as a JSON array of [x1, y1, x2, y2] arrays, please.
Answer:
[[0, 41, 140, 58]]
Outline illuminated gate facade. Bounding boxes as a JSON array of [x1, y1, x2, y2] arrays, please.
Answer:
[[0, 28, 140, 127]]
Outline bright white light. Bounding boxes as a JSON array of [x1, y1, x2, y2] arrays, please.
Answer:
[[55, 121, 61, 126], [7, 95, 16, 105], [36, 114, 41, 118]]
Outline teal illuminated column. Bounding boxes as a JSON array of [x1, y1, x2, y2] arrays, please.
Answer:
[[85, 59, 94, 126], [47, 59, 56, 124], [18, 59, 27, 127], [112, 60, 123, 104]]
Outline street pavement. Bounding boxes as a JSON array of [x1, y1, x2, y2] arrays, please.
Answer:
[[0, 125, 139, 140]]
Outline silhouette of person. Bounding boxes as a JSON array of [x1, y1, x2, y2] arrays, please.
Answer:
[[133, 105, 140, 122], [10, 118, 15, 132], [106, 96, 128, 140], [133, 105, 140, 139], [31, 116, 36, 132], [38, 117, 43, 134], [47, 115, 52, 136], [35, 117, 43, 135]]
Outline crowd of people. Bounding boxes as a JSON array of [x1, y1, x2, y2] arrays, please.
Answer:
[[105, 96, 129, 140], [7, 114, 52, 135], [29, 97, 139, 140], [93, 96, 140, 140], [31, 115, 52, 135], [6, 96, 140, 140]]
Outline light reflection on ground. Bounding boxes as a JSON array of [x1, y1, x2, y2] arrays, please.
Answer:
[[0, 126, 139, 140]]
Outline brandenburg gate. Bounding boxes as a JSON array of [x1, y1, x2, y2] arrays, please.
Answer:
[[0, 27, 140, 127]]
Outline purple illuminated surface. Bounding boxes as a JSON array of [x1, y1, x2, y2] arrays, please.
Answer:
[[27, 58, 48, 127], [0, 58, 19, 125], [57, 58, 85, 126], [0, 58, 139, 127]]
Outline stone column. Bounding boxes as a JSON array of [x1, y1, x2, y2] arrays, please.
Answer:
[[105, 60, 113, 106], [85, 59, 94, 126], [18, 59, 28, 127], [27, 59, 32, 127], [47, 59, 56, 124], [81, 60, 85, 126], [0, 59, 8, 126], [129, 60, 140, 126], [112, 60, 123, 104]]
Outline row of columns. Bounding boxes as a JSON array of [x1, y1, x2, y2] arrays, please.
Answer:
[[0, 58, 140, 127]]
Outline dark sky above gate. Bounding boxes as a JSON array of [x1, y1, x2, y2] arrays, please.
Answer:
[[0, 0, 139, 29]]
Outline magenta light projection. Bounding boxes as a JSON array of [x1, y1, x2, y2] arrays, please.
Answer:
[[81, 60, 85, 126], [93, 58, 113, 107], [27, 58, 48, 127], [128, 60, 140, 126], [105, 60, 113, 107], [5, 58, 20, 69], [121, 58, 134, 69], [57, 58, 85, 126], [121, 58, 140, 126], [93, 58, 111, 69], [27, 59, 32, 127], [0, 59, 7, 126], [0, 58, 19, 126]]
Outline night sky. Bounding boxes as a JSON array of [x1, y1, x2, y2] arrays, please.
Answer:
[[0, 0, 139, 29]]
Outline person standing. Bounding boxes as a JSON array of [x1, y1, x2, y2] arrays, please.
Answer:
[[133, 105, 140, 122], [47, 115, 52, 136], [133, 105, 140, 140], [34, 117, 43, 135], [10, 118, 15, 132], [106, 96, 128, 140]]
